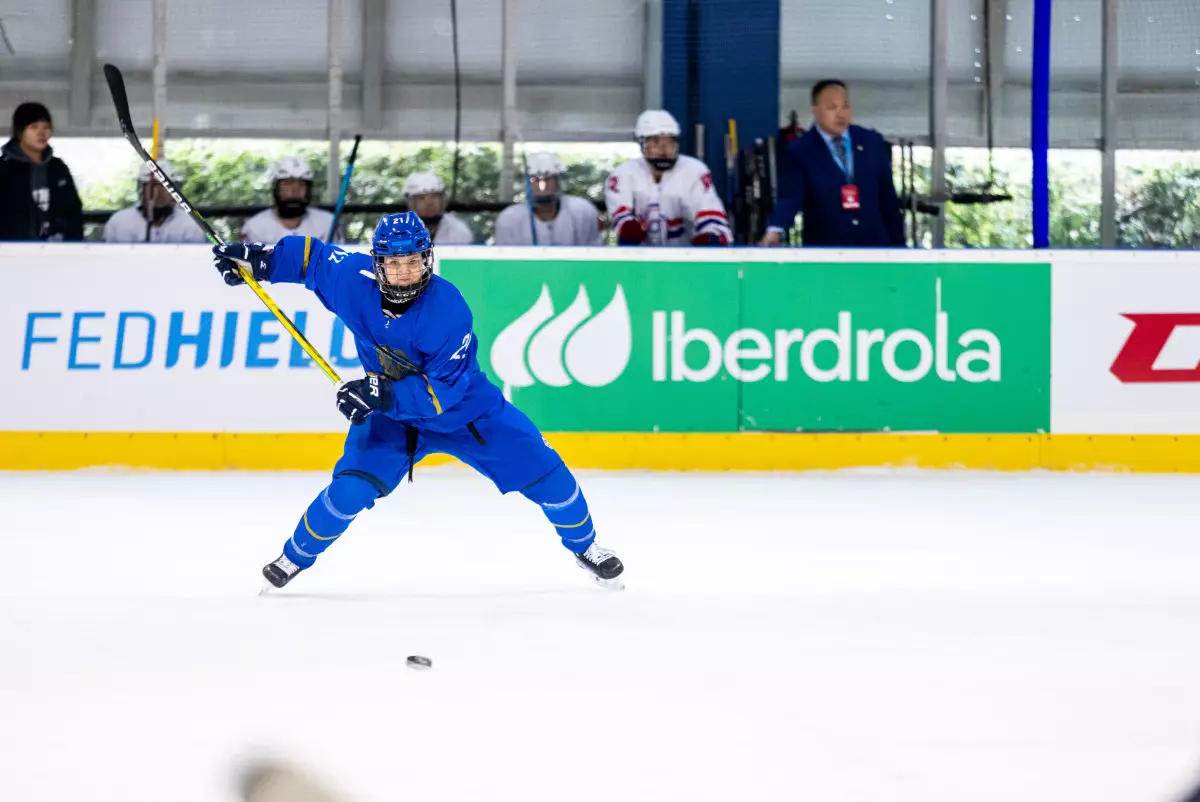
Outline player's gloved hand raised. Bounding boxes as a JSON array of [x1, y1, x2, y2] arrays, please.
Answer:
[[212, 241, 273, 286], [336, 375, 395, 425]]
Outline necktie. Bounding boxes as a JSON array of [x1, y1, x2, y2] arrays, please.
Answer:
[[831, 135, 848, 179]]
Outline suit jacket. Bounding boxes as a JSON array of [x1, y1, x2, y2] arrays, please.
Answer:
[[767, 124, 904, 247]]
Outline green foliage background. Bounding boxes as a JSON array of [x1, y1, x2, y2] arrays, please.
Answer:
[[79, 140, 625, 244], [77, 139, 1200, 249]]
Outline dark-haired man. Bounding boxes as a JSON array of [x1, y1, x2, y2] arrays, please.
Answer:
[[761, 80, 904, 248]]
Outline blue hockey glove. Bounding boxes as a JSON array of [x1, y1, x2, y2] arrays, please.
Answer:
[[336, 375, 395, 425], [212, 241, 273, 286]]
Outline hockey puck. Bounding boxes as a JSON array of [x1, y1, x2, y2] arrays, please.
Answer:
[[406, 655, 432, 670]]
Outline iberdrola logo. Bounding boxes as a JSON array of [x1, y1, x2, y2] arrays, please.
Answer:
[[490, 284, 632, 398]]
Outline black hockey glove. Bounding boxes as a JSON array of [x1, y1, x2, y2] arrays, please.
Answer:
[[212, 241, 273, 286], [336, 375, 395, 425]]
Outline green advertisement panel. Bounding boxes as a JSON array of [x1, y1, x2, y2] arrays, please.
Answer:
[[440, 257, 1050, 434], [738, 262, 1050, 433], [441, 259, 741, 432]]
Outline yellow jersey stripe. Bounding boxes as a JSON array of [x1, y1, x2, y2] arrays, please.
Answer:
[[301, 236, 312, 277], [304, 510, 340, 541], [423, 375, 443, 415], [553, 513, 591, 530]]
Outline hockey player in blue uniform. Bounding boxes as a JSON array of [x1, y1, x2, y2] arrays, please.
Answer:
[[211, 213, 624, 589]]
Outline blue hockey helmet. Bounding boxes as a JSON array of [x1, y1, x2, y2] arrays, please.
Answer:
[[371, 212, 434, 304]]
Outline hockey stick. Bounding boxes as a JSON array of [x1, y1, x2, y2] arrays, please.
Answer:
[[509, 123, 538, 245], [753, 138, 769, 242], [725, 119, 739, 242], [327, 134, 361, 241], [102, 63, 341, 385], [144, 118, 162, 243], [521, 151, 538, 245], [723, 121, 736, 220]]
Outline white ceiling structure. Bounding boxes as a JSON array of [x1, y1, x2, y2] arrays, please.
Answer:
[[782, 0, 1200, 148], [0, 0, 1197, 148], [0, 0, 650, 142]]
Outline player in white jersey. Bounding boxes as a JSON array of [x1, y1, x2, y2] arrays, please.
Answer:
[[403, 172, 474, 244], [102, 159, 208, 244], [493, 152, 605, 246], [606, 110, 732, 247], [240, 156, 335, 243]]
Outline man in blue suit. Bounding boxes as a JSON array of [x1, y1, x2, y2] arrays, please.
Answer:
[[760, 80, 905, 248]]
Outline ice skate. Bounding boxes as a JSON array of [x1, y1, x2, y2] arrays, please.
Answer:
[[574, 543, 624, 590], [261, 554, 304, 593]]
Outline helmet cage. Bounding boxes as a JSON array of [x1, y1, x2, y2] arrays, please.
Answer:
[[372, 244, 434, 304]]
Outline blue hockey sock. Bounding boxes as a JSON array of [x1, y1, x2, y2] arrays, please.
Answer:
[[283, 473, 381, 567], [521, 464, 596, 554]]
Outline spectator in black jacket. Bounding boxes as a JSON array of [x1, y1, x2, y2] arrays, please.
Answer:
[[0, 102, 83, 241]]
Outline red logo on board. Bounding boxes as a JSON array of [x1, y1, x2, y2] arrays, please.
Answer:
[[1110, 313, 1200, 383]]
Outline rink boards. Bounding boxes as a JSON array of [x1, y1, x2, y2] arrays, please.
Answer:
[[3, 244, 1199, 472]]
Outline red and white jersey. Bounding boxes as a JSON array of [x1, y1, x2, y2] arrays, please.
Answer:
[[605, 154, 731, 246]]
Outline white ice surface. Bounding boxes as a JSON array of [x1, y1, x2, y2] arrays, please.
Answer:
[[2, 468, 1200, 802]]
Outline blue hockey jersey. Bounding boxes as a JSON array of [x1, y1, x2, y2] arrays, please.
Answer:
[[269, 235, 503, 433]]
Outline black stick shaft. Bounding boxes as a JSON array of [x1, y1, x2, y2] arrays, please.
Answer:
[[103, 63, 221, 246]]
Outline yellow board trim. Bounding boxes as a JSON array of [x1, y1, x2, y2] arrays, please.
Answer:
[[3, 432, 1200, 473], [553, 513, 592, 530]]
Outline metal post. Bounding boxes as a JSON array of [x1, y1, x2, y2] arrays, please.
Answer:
[[986, 0, 1008, 145], [152, 0, 167, 155], [499, 0, 518, 203], [327, 0, 344, 204], [642, 0, 663, 110], [1031, 0, 1052, 249], [1100, 0, 1118, 248], [361, 0, 385, 132], [68, 0, 95, 128], [929, 0, 949, 248]]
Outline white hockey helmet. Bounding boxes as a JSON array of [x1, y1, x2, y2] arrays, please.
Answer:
[[138, 159, 177, 184], [524, 151, 565, 178], [635, 110, 681, 171], [270, 155, 315, 182], [524, 152, 565, 205], [271, 156, 314, 219], [403, 172, 446, 197], [635, 110, 681, 140]]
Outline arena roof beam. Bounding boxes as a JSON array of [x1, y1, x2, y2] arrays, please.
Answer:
[[68, 0, 95, 128], [986, 0, 1008, 151], [499, 0, 518, 203], [152, 0, 166, 152], [361, 0, 385, 133], [327, 0, 345, 204], [1100, 0, 1119, 249], [642, 0, 663, 111], [929, 0, 949, 248]]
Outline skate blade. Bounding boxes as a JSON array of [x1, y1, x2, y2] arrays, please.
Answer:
[[591, 573, 625, 591], [576, 558, 625, 590], [259, 579, 276, 596]]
